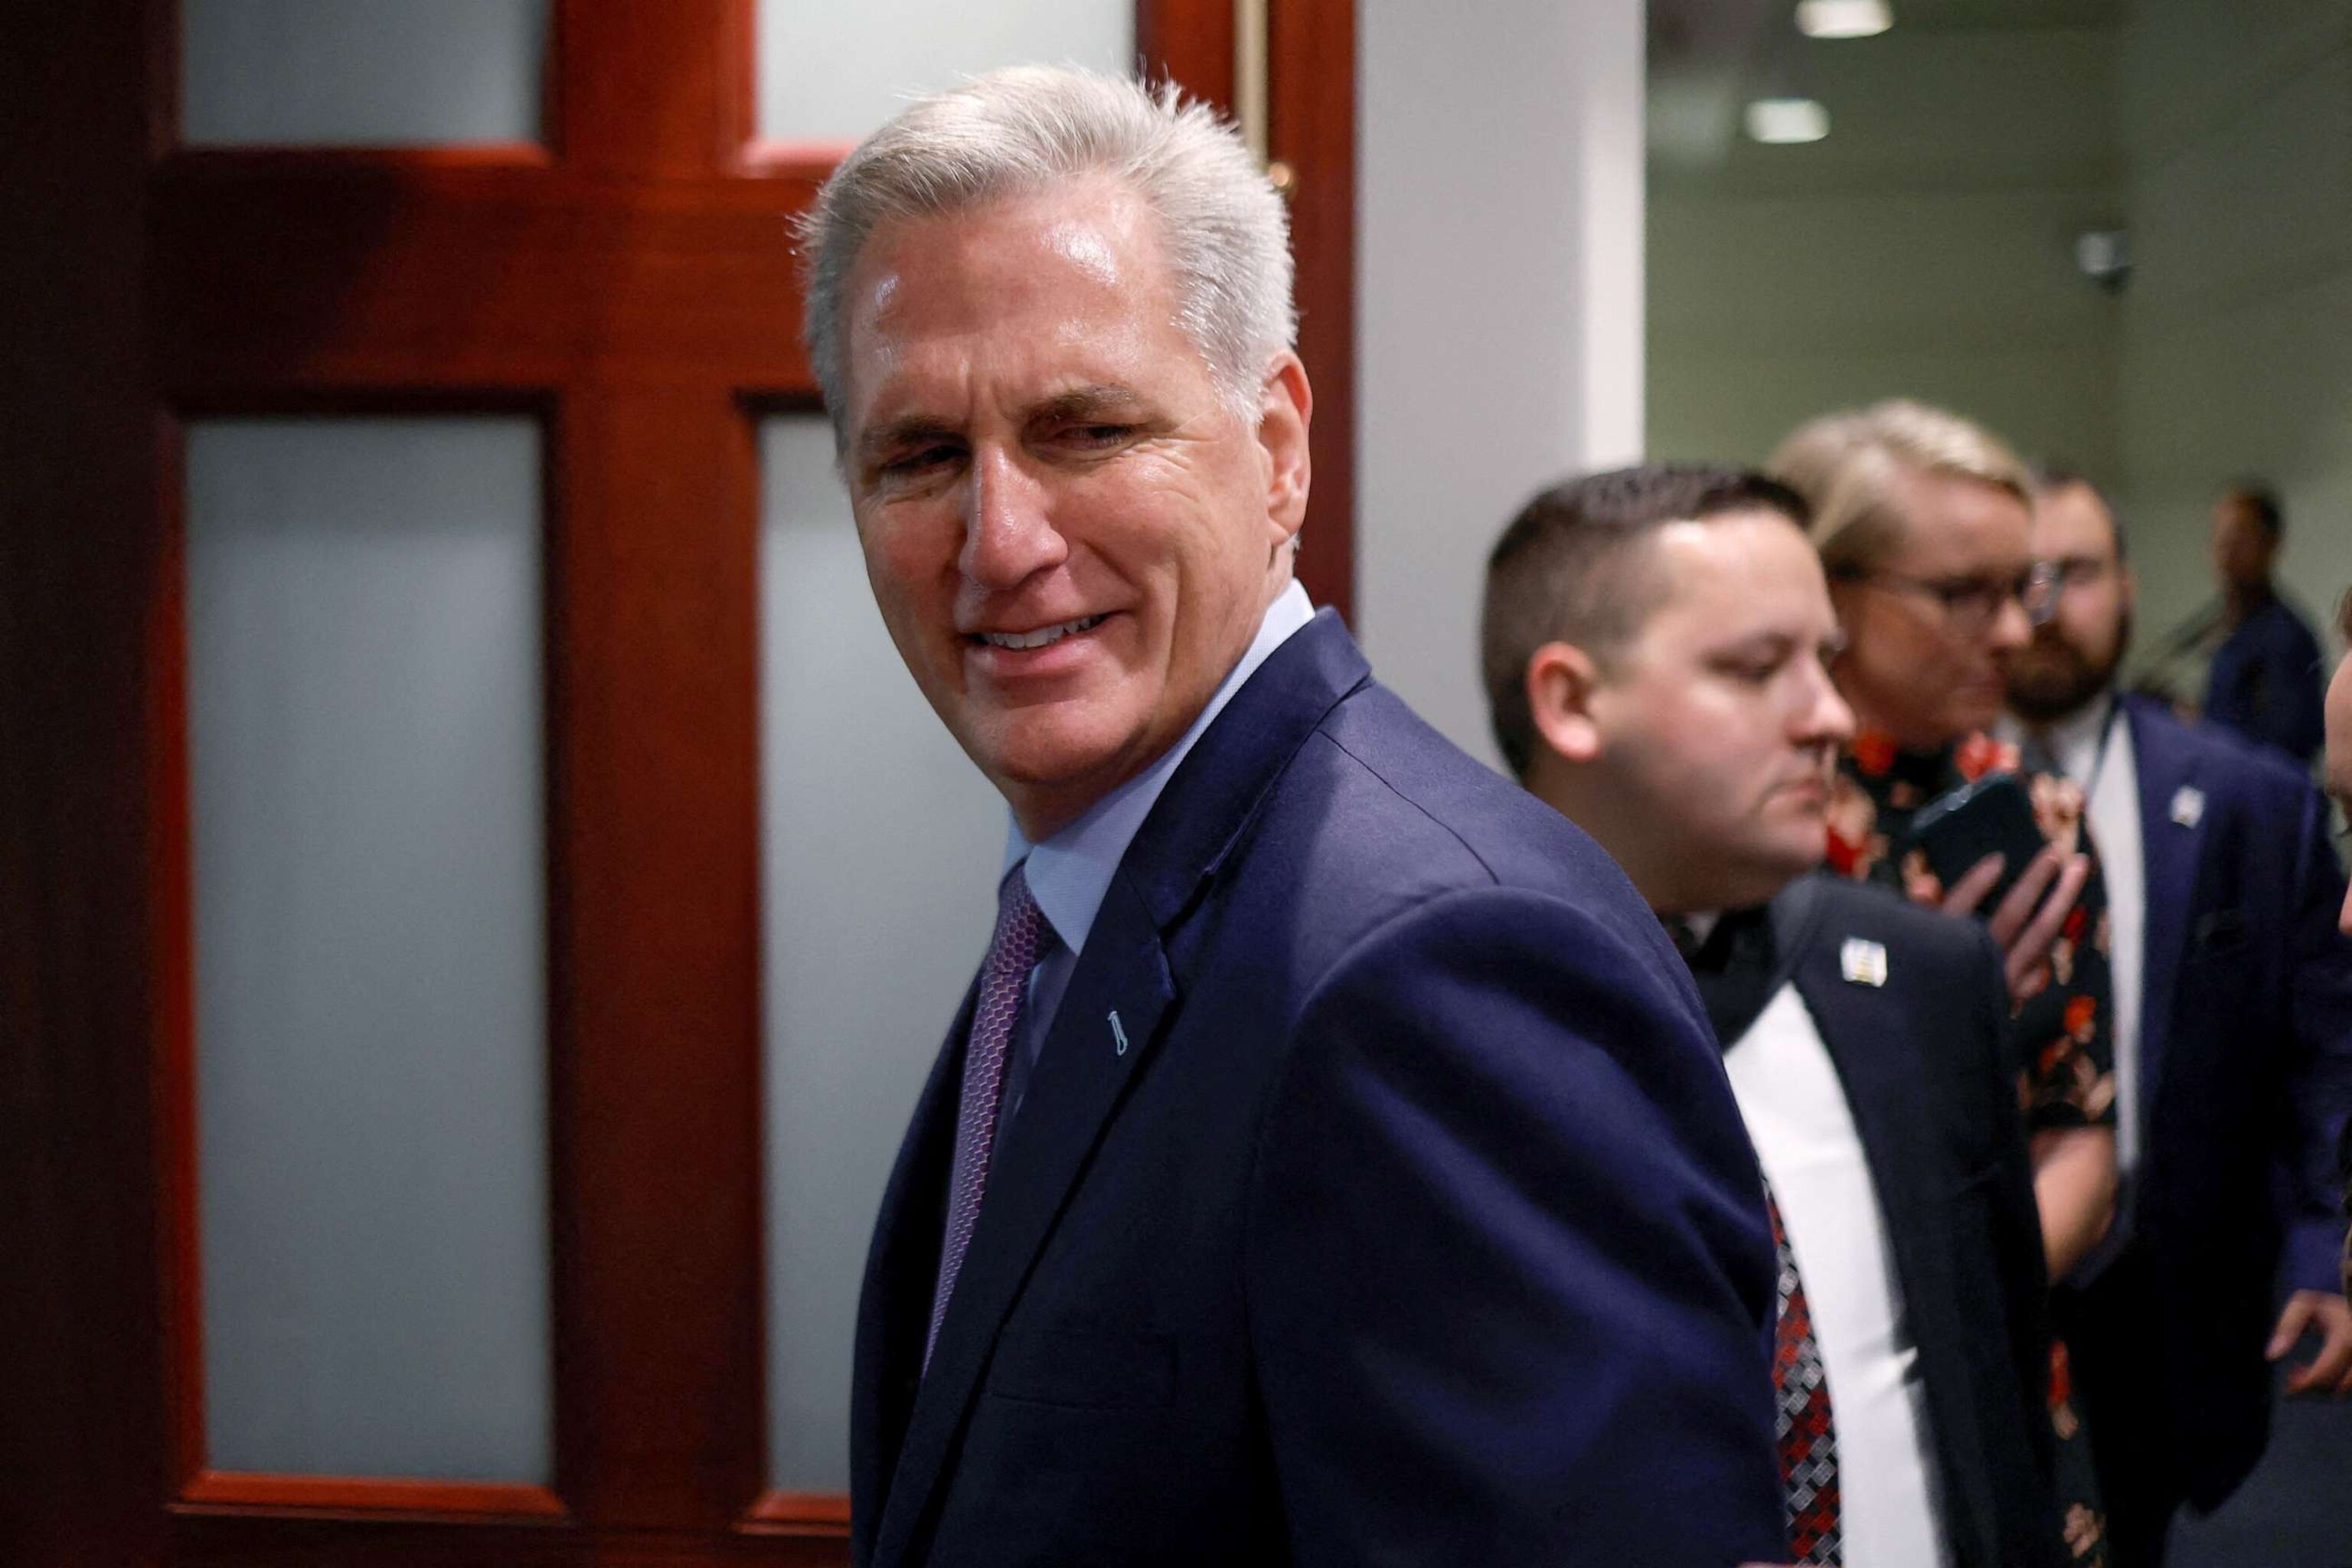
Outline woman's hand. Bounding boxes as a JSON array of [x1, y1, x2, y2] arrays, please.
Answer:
[[1934, 844, 2091, 1005]]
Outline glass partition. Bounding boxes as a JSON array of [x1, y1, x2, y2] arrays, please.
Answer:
[[180, 0, 549, 148], [188, 417, 550, 1480], [756, 0, 1132, 143]]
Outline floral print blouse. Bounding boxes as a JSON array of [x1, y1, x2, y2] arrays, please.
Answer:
[[1827, 730, 2119, 1134]]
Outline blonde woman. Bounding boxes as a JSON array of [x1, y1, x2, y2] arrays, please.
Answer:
[[1775, 400, 2116, 1566]]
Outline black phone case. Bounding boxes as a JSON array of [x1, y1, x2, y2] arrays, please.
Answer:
[[1903, 771, 2043, 909]]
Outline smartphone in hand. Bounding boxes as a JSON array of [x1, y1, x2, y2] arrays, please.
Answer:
[[1903, 772, 2043, 911]]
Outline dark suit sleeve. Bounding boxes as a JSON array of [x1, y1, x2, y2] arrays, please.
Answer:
[[1966, 922, 2063, 1548], [2282, 779, 2352, 1292], [1242, 887, 1785, 1566]]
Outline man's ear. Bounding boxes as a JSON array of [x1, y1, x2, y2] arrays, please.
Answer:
[[2119, 562, 2138, 612], [1258, 351, 1312, 550], [1527, 641, 1607, 764]]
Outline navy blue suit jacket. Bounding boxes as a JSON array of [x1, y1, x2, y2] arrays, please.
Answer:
[[2202, 596, 2326, 766], [849, 613, 1783, 1566], [2096, 694, 2352, 1504], [1769, 879, 2063, 1568]]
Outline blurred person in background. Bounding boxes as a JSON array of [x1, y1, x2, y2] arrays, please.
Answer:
[[1772, 399, 2116, 1566], [1485, 463, 2066, 1568], [2005, 471, 2352, 1567], [2200, 483, 2325, 766]]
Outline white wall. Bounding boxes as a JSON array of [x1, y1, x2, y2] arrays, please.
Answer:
[[1648, 22, 2124, 482], [2115, 0, 2352, 656], [1646, 2, 2352, 673], [1357, 0, 1646, 765]]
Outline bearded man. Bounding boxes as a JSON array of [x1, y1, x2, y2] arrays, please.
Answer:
[[2004, 471, 2352, 1565]]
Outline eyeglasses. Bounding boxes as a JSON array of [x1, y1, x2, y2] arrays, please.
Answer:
[[1834, 562, 2060, 629], [2037, 554, 2114, 591]]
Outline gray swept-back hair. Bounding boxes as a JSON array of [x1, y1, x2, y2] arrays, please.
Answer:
[[797, 65, 1296, 442]]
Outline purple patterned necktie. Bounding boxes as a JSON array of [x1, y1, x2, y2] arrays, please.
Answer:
[[924, 863, 1050, 1371]]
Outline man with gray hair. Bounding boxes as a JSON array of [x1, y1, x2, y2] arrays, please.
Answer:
[[806, 66, 1783, 1566]]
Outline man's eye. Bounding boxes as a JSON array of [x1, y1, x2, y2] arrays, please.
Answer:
[[1063, 423, 1134, 446], [880, 444, 960, 478]]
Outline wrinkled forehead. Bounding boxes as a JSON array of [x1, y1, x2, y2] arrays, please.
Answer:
[[838, 180, 1184, 417], [846, 179, 1163, 335]]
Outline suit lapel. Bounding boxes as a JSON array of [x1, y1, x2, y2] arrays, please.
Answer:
[[2125, 695, 2203, 1113], [867, 611, 1372, 1566], [850, 978, 977, 1563], [1787, 927, 1944, 1312], [1785, 900, 1994, 1558], [870, 874, 1175, 1563]]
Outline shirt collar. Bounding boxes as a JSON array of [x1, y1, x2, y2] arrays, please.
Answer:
[[1998, 688, 2118, 784], [1677, 910, 1723, 949], [1004, 579, 1316, 959]]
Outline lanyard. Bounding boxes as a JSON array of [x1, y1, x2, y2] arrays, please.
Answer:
[[2076, 695, 2122, 805]]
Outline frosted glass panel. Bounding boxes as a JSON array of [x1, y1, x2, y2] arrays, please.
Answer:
[[757, 0, 1133, 142], [181, 0, 547, 147], [760, 417, 1004, 1489], [188, 419, 550, 1481]]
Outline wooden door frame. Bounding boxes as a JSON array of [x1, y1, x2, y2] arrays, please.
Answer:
[[0, 2, 1353, 1563]]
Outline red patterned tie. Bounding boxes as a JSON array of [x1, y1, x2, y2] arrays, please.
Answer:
[[1770, 1184, 1842, 1565], [924, 864, 1050, 1371]]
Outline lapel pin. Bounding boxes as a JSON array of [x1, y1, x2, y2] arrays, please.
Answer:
[[2171, 785, 2205, 828], [1840, 938, 1888, 988], [1109, 1010, 1130, 1056]]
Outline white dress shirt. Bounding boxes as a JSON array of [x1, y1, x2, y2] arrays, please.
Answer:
[[1724, 982, 1952, 1568], [995, 580, 1317, 1128]]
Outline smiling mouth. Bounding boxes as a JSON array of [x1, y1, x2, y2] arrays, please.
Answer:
[[972, 614, 1106, 652]]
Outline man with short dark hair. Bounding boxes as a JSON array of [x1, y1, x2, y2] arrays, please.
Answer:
[[2203, 482, 2325, 764], [2007, 472, 2352, 1566], [809, 69, 1784, 1566], [1485, 462, 2066, 1568]]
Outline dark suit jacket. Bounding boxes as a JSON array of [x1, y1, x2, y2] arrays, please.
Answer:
[[849, 612, 1784, 1566], [1732, 879, 2062, 1568], [2082, 694, 2352, 1505], [2202, 596, 2326, 766]]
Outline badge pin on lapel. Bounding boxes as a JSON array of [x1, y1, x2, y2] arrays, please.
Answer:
[[2171, 785, 2206, 828], [1108, 1010, 1129, 1056], [1840, 937, 1889, 988]]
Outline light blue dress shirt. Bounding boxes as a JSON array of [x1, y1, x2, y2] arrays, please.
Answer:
[[994, 580, 1317, 1133]]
